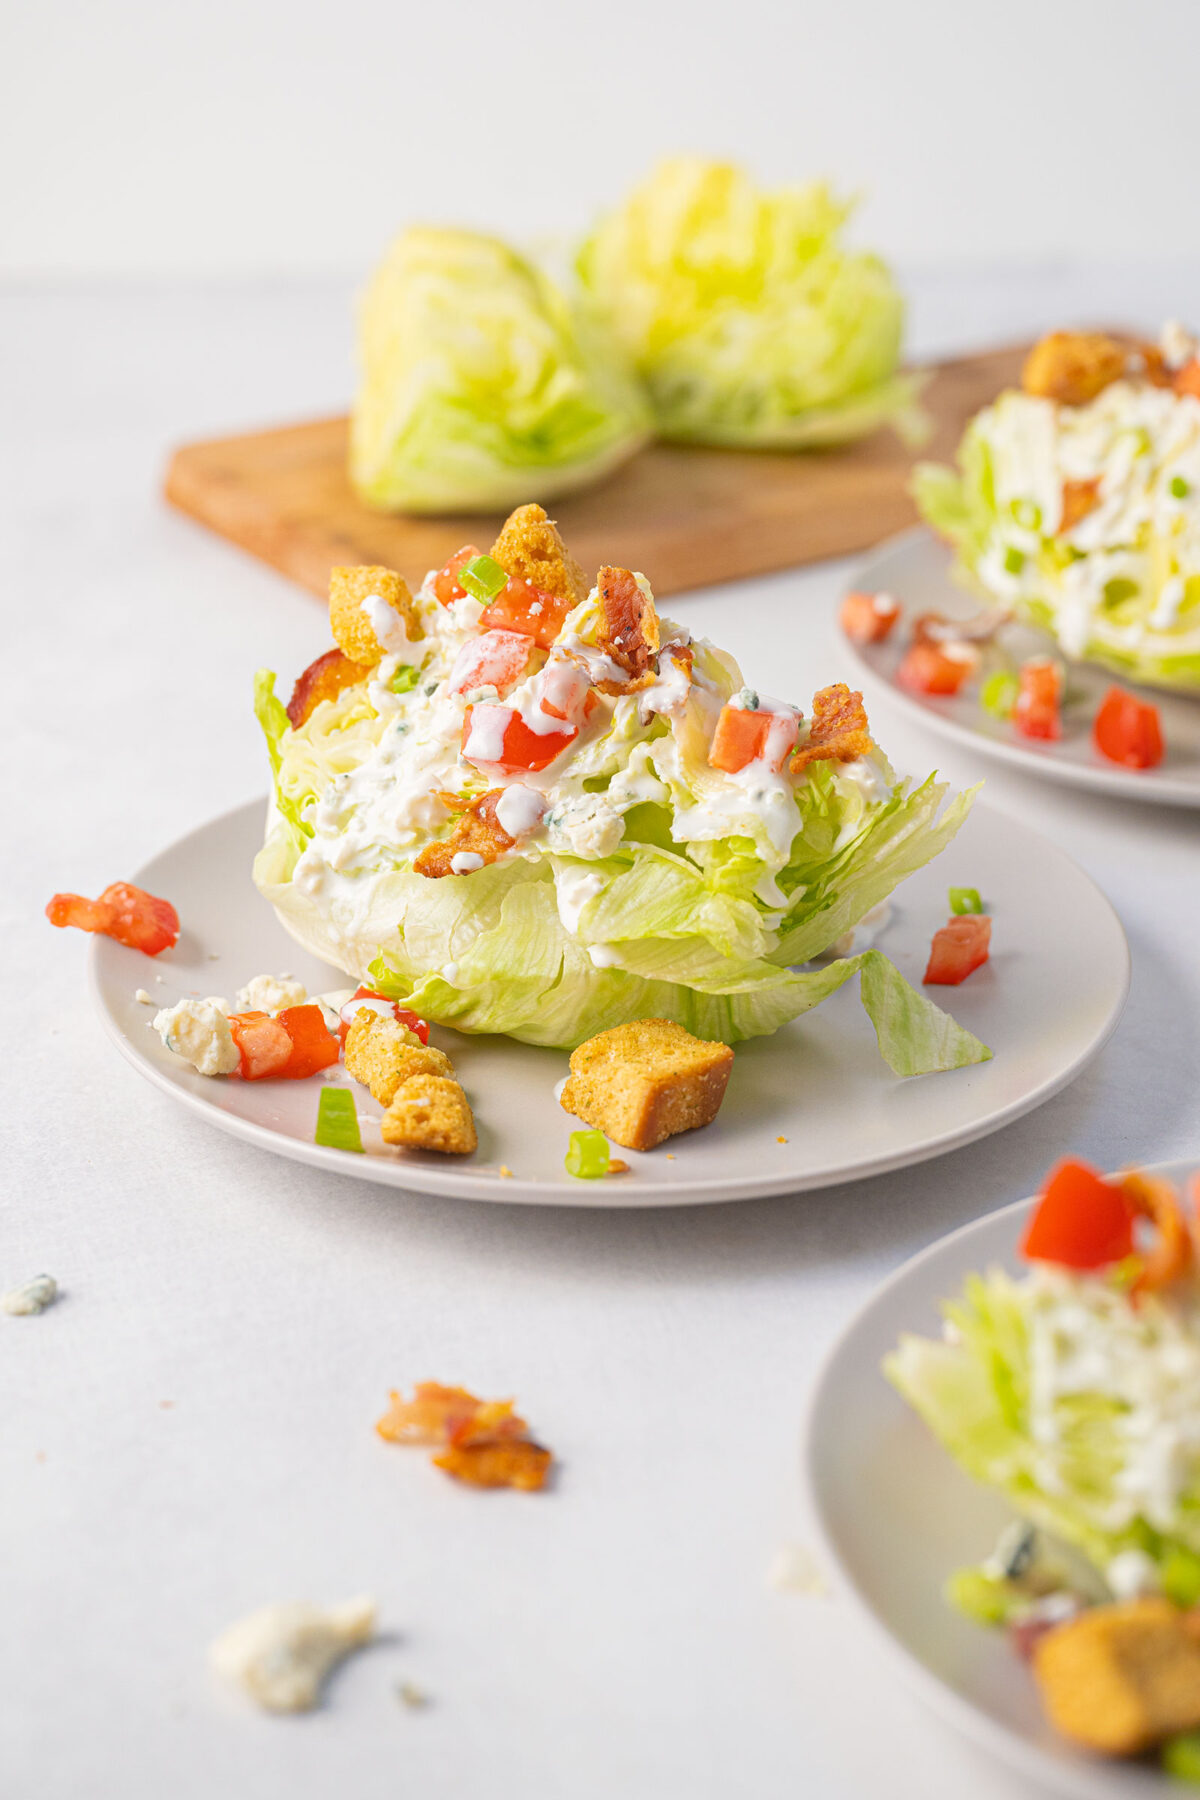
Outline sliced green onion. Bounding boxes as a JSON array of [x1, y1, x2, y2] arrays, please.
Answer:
[[949, 887, 984, 916], [943, 1567, 1018, 1627], [565, 1128, 611, 1179], [980, 670, 1018, 719], [1012, 498, 1042, 531], [315, 1087, 364, 1153], [1162, 1546, 1200, 1609], [1170, 474, 1191, 500], [390, 663, 420, 695], [458, 554, 509, 604], [1163, 1733, 1200, 1783], [1002, 546, 1025, 575], [1103, 576, 1139, 606]]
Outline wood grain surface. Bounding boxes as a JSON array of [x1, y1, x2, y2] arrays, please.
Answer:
[[164, 343, 1026, 601]]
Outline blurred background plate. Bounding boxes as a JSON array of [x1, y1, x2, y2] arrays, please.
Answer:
[[91, 794, 1128, 1207], [804, 1164, 1194, 1798], [844, 531, 1200, 809]]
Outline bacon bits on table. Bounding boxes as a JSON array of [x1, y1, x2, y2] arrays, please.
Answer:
[[46, 882, 180, 956], [376, 1382, 553, 1491]]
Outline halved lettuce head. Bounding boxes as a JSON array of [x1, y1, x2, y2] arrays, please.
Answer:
[[575, 157, 923, 448], [350, 227, 650, 513], [914, 385, 1200, 691], [885, 1267, 1200, 1584]]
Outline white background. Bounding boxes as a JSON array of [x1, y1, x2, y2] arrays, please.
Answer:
[[4, 0, 1200, 278], [5, 6, 1200, 1796]]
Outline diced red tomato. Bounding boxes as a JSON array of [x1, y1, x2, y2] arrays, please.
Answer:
[[1173, 360, 1200, 400], [431, 545, 482, 607], [480, 576, 574, 650], [923, 914, 991, 985], [896, 641, 976, 696], [533, 658, 592, 724], [1014, 658, 1063, 740], [1020, 1158, 1135, 1269], [228, 1011, 294, 1080], [840, 590, 901, 645], [447, 629, 533, 700], [462, 704, 577, 774], [1093, 685, 1164, 770], [275, 1005, 340, 1078], [708, 703, 799, 774], [337, 988, 430, 1048], [46, 881, 180, 957]]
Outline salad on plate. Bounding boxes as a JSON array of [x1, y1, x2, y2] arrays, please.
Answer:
[[250, 503, 988, 1072], [887, 1157, 1200, 1772], [915, 323, 1200, 691]]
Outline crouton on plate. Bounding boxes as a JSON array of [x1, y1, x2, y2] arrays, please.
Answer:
[[381, 1075, 477, 1155], [559, 1018, 734, 1152], [1033, 1598, 1200, 1756], [344, 1012, 453, 1106]]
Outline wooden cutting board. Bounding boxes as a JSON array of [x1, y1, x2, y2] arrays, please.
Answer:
[[164, 343, 1026, 601]]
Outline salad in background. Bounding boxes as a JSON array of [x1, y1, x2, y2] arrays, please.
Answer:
[[576, 156, 922, 450], [914, 324, 1200, 692], [887, 1158, 1200, 1771], [252, 504, 988, 1069]]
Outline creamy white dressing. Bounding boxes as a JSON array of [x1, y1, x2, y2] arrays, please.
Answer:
[[554, 865, 607, 934], [361, 594, 416, 656], [494, 784, 547, 839]]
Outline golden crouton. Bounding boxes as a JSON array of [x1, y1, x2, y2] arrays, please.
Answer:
[[329, 565, 422, 666], [560, 1018, 734, 1152], [1021, 332, 1138, 406], [1033, 1599, 1200, 1756], [489, 503, 589, 606], [343, 1012, 454, 1106], [381, 1076, 477, 1155]]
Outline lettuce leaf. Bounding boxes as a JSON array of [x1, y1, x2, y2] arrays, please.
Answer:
[[350, 226, 650, 513], [253, 670, 310, 851], [575, 157, 924, 448]]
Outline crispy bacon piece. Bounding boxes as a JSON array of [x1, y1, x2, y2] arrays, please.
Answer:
[[286, 647, 372, 728], [1119, 1170, 1194, 1295], [446, 1400, 530, 1448], [593, 565, 660, 689], [46, 881, 180, 956], [432, 1439, 553, 1491], [413, 791, 515, 879], [376, 1383, 485, 1444], [1059, 478, 1101, 532], [790, 684, 873, 773]]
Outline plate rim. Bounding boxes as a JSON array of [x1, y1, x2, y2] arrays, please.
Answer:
[[803, 1156, 1197, 1798], [89, 793, 1131, 1209], [843, 527, 1200, 810]]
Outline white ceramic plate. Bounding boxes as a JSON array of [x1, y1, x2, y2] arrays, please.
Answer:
[[843, 530, 1200, 809], [805, 1160, 1196, 1798], [91, 796, 1129, 1207]]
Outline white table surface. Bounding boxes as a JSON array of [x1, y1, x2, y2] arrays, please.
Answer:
[[4, 271, 1198, 1800]]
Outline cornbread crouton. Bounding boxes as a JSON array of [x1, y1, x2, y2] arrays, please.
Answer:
[[344, 1012, 453, 1106], [560, 1018, 734, 1151], [329, 565, 422, 666], [594, 565, 660, 686], [1033, 1599, 1200, 1755], [413, 790, 514, 879], [1020, 332, 1158, 406], [489, 503, 589, 605], [381, 1076, 477, 1155], [791, 683, 874, 774], [287, 647, 372, 728]]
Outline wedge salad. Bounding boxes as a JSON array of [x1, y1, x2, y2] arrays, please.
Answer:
[[251, 505, 987, 1070], [915, 324, 1200, 690], [887, 1159, 1200, 1769]]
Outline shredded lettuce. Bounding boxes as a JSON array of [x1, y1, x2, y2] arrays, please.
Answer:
[[349, 226, 650, 513], [885, 1267, 1200, 1584], [575, 157, 924, 449]]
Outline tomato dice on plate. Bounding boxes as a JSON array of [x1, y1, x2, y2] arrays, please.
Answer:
[[1014, 659, 1063, 740], [708, 703, 799, 773], [923, 914, 991, 985], [229, 1004, 340, 1080], [46, 881, 180, 957], [896, 641, 976, 696], [840, 590, 901, 645], [1020, 1157, 1135, 1269], [1093, 685, 1164, 769], [432, 545, 482, 608]]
